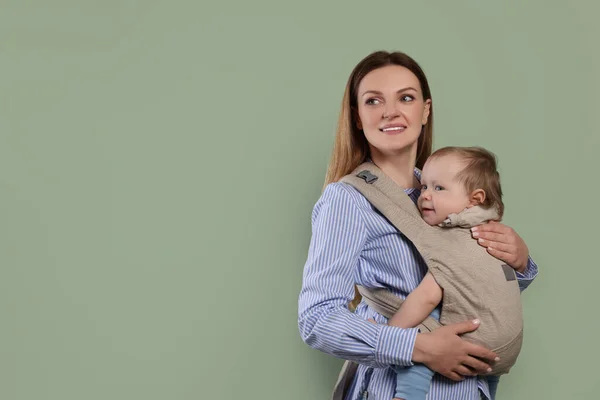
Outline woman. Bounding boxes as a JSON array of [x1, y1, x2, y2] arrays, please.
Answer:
[[297, 51, 537, 400]]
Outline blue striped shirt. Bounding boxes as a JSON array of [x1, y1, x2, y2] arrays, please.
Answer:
[[298, 170, 538, 400]]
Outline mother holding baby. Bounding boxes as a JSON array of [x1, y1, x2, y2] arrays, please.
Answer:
[[297, 51, 537, 400]]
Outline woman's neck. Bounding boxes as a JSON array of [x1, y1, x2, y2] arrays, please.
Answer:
[[370, 147, 419, 188]]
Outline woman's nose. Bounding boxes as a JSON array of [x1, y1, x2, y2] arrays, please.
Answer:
[[382, 103, 400, 119]]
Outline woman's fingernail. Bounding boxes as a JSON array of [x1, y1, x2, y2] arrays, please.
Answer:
[[471, 227, 478, 232], [472, 231, 479, 237], [495, 357, 500, 362], [473, 319, 480, 324], [478, 238, 485, 243], [487, 368, 492, 372]]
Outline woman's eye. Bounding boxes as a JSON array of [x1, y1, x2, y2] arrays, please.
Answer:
[[401, 95, 415, 102], [366, 98, 381, 105], [434, 185, 444, 191]]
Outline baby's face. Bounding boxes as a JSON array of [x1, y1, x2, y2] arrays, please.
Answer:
[[418, 155, 473, 226]]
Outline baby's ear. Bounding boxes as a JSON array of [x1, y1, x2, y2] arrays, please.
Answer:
[[469, 189, 486, 205]]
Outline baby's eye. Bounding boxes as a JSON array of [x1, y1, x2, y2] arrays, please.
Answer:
[[434, 185, 444, 191], [421, 185, 428, 190]]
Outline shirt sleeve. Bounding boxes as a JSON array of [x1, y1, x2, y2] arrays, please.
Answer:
[[298, 183, 418, 368], [516, 255, 539, 292]]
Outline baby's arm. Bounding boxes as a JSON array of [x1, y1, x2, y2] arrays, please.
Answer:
[[388, 272, 442, 328]]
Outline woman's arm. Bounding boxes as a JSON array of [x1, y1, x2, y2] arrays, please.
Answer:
[[298, 183, 419, 369]]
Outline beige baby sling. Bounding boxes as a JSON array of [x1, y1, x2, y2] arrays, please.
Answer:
[[331, 162, 524, 400]]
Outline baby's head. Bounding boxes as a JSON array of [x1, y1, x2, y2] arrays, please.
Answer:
[[418, 146, 504, 226]]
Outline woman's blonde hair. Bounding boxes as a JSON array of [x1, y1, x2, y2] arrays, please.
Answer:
[[323, 51, 435, 311]]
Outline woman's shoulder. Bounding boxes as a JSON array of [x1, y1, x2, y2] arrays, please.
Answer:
[[311, 182, 372, 232], [320, 181, 374, 210]]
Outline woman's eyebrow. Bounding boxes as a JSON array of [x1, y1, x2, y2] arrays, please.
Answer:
[[360, 87, 418, 98]]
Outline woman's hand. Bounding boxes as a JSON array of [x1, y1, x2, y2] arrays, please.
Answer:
[[412, 319, 498, 381], [471, 221, 529, 273]]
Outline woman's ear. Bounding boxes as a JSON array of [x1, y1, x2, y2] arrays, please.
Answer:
[[469, 189, 486, 206], [422, 99, 432, 125]]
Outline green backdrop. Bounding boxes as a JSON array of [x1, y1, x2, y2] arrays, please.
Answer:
[[2, 1, 598, 399]]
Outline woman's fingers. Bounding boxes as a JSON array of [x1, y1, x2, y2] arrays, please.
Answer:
[[464, 340, 498, 369], [475, 237, 515, 253], [472, 230, 510, 245], [447, 371, 465, 382], [472, 220, 510, 235], [486, 247, 517, 264], [449, 319, 481, 335], [454, 365, 477, 377], [461, 355, 493, 374]]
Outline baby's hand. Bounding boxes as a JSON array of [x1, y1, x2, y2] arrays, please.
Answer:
[[367, 318, 377, 324]]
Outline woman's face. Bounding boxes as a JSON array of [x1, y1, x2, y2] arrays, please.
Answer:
[[356, 65, 431, 158]]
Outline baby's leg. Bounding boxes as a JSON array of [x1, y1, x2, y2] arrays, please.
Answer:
[[394, 363, 435, 400], [391, 273, 442, 400], [486, 375, 500, 399], [393, 306, 440, 400]]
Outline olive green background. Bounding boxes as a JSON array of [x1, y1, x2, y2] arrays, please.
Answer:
[[1, 1, 597, 399]]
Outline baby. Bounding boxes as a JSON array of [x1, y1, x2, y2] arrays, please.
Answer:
[[390, 146, 515, 400]]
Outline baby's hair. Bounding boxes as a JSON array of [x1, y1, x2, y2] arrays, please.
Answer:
[[429, 146, 504, 218]]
